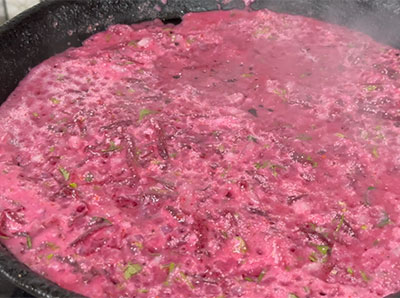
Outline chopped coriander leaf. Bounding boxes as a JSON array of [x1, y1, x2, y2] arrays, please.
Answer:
[[47, 253, 54, 260], [308, 253, 317, 262], [336, 214, 345, 232], [254, 161, 268, 170], [91, 217, 112, 225], [296, 134, 312, 141], [217, 144, 225, 153], [0, 235, 10, 240], [361, 225, 368, 230], [316, 245, 330, 255], [289, 294, 300, 298], [139, 108, 157, 121], [59, 167, 70, 181], [241, 73, 254, 78], [163, 262, 176, 274], [26, 234, 32, 249], [49, 146, 55, 153], [347, 267, 354, 275], [367, 186, 376, 190], [50, 97, 60, 104], [273, 88, 288, 101], [306, 155, 318, 168], [133, 241, 143, 250], [233, 236, 248, 254], [138, 289, 149, 293], [102, 141, 122, 153], [257, 270, 266, 282], [46, 242, 59, 250], [247, 135, 258, 142], [32, 112, 39, 118], [365, 85, 378, 92], [377, 211, 391, 228], [123, 263, 142, 280], [360, 270, 370, 282], [244, 276, 254, 282], [372, 147, 379, 158], [180, 272, 194, 289], [68, 182, 77, 189], [335, 133, 345, 138]]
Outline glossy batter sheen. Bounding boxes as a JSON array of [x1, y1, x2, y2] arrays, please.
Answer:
[[0, 9, 400, 298]]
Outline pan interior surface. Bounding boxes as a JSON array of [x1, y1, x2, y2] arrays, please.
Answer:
[[1, 1, 400, 297]]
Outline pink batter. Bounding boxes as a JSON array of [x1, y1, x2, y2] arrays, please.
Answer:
[[0, 9, 400, 298]]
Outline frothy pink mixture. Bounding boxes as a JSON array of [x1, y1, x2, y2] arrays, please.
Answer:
[[1, 9, 400, 298]]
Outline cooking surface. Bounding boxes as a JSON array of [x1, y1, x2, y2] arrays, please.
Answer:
[[1, 7, 400, 298]]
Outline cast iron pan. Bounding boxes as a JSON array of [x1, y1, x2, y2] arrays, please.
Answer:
[[1, 0, 400, 297]]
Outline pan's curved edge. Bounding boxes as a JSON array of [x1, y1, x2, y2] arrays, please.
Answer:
[[0, 242, 86, 298]]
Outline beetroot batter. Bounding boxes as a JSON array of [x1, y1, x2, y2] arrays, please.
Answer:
[[0, 8, 400, 298]]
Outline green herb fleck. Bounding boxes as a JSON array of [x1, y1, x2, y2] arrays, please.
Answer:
[[46, 242, 59, 250], [123, 263, 142, 280], [347, 267, 354, 275], [367, 186, 376, 190], [221, 231, 228, 239], [139, 108, 157, 121], [133, 241, 143, 250], [180, 272, 194, 289], [257, 270, 266, 282], [241, 73, 254, 78], [0, 235, 10, 240], [247, 135, 258, 143], [233, 236, 247, 254], [365, 85, 378, 92], [306, 156, 318, 168], [102, 141, 122, 153], [360, 270, 370, 282], [59, 167, 70, 181], [254, 161, 268, 170], [50, 97, 60, 104], [26, 234, 32, 249], [335, 133, 345, 138], [68, 182, 77, 189], [361, 225, 368, 230], [336, 214, 345, 232], [47, 253, 54, 260], [273, 88, 288, 101], [289, 294, 299, 298], [372, 147, 379, 158], [217, 144, 225, 153], [296, 134, 312, 141], [244, 276, 254, 282], [32, 112, 39, 118], [49, 146, 55, 153], [163, 262, 176, 274], [91, 217, 112, 225], [377, 211, 391, 228], [138, 289, 149, 293], [316, 245, 330, 255], [309, 253, 317, 262]]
